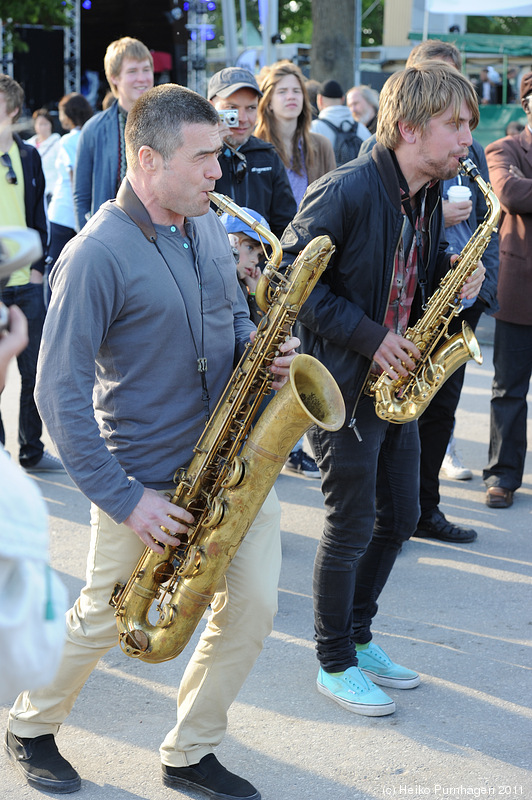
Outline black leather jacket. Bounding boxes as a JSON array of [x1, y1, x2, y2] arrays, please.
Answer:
[[359, 134, 499, 313], [213, 135, 296, 239], [280, 144, 451, 422]]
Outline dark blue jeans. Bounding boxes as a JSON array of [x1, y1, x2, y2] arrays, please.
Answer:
[[46, 222, 75, 304], [483, 319, 532, 492], [0, 282, 46, 466], [308, 394, 420, 673]]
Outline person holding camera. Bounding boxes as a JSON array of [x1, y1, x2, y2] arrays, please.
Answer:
[[208, 67, 296, 239]]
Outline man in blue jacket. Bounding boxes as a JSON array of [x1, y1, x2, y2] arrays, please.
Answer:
[[280, 62, 485, 717], [73, 36, 153, 230]]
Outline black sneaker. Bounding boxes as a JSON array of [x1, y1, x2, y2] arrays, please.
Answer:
[[4, 730, 81, 793], [162, 753, 260, 799], [283, 448, 320, 479], [415, 508, 478, 543]]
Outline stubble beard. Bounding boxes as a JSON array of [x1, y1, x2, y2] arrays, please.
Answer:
[[424, 154, 462, 183], [224, 131, 251, 149]]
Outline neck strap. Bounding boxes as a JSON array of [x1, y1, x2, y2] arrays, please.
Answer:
[[115, 178, 157, 243]]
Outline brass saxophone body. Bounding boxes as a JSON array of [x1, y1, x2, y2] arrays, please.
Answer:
[[365, 157, 500, 424], [110, 191, 345, 663]]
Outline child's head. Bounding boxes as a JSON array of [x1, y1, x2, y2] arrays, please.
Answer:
[[220, 208, 270, 276]]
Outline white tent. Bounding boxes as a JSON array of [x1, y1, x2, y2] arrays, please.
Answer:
[[426, 0, 532, 13]]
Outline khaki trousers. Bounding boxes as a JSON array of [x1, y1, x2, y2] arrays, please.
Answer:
[[9, 488, 281, 767]]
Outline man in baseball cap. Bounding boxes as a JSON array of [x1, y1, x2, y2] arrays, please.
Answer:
[[207, 67, 262, 150], [207, 67, 262, 102], [219, 207, 270, 325], [207, 66, 296, 238]]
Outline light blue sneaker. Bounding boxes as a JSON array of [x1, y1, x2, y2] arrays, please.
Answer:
[[356, 642, 420, 689], [317, 666, 396, 716]]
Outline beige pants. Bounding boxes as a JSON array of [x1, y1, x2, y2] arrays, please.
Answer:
[[9, 488, 281, 767]]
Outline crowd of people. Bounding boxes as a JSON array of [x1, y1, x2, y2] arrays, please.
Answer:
[[1, 32, 530, 800]]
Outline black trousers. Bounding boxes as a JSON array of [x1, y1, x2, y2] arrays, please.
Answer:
[[483, 318, 532, 492], [418, 302, 484, 519]]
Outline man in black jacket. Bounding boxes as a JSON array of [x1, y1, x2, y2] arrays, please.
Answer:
[[208, 67, 296, 239], [280, 62, 485, 716], [359, 41, 499, 543], [0, 74, 62, 473]]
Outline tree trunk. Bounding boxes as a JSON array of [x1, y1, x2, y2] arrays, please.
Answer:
[[311, 0, 355, 94]]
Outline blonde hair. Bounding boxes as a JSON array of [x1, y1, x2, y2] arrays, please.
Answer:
[[104, 37, 153, 98], [376, 62, 479, 149], [255, 60, 315, 174]]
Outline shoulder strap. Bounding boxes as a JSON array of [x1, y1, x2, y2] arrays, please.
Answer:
[[319, 117, 340, 134], [115, 178, 157, 243]]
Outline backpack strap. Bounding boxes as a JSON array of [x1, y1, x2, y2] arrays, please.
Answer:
[[319, 117, 340, 134], [320, 117, 358, 135]]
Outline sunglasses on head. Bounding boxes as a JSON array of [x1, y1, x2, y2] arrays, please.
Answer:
[[223, 144, 247, 184], [232, 150, 247, 184], [0, 153, 17, 185]]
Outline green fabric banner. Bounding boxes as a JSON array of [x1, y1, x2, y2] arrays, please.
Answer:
[[475, 105, 528, 148], [409, 32, 532, 56]]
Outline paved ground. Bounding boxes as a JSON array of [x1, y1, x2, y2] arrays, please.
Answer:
[[1, 320, 531, 800]]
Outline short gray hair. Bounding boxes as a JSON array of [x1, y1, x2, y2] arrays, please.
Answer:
[[347, 85, 379, 112], [125, 84, 219, 167]]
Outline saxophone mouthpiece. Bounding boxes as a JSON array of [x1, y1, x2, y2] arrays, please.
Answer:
[[459, 157, 479, 179]]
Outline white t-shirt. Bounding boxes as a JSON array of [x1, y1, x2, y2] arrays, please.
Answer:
[[48, 128, 81, 230], [25, 132, 61, 198]]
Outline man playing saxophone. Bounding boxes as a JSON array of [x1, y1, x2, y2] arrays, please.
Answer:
[[5, 84, 299, 800], [280, 62, 485, 716]]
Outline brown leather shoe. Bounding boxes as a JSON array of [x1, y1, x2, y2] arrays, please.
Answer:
[[486, 487, 513, 508]]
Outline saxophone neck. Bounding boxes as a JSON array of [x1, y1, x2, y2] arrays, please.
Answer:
[[207, 190, 282, 313], [459, 157, 501, 229]]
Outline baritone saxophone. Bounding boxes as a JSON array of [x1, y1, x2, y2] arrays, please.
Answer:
[[364, 157, 500, 423], [110, 191, 345, 663]]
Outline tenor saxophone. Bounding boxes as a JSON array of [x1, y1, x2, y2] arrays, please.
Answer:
[[110, 192, 345, 663], [364, 157, 500, 423]]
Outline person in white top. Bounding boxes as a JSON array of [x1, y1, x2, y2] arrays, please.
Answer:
[[46, 93, 93, 302], [310, 79, 371, 162], [0, 240, 67, 705], [25, 109, 61, 203]]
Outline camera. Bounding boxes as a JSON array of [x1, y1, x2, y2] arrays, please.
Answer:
[[218, 109, 239, 127]]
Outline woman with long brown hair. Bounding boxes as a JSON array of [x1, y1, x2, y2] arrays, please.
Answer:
[[256, 60, 335, 478], [255, 60, 336, 209]]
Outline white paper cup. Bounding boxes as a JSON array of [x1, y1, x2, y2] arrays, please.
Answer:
[[447, 185, 471, 203]]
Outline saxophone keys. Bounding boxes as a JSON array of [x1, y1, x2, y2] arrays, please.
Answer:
[[152, 561, 176, 585], [424, 362, 445, 386], [120, 629, 150, 656], [203, 496, 225, 528], [178, 545, 207, 577], [222, 456, 245, 489]]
